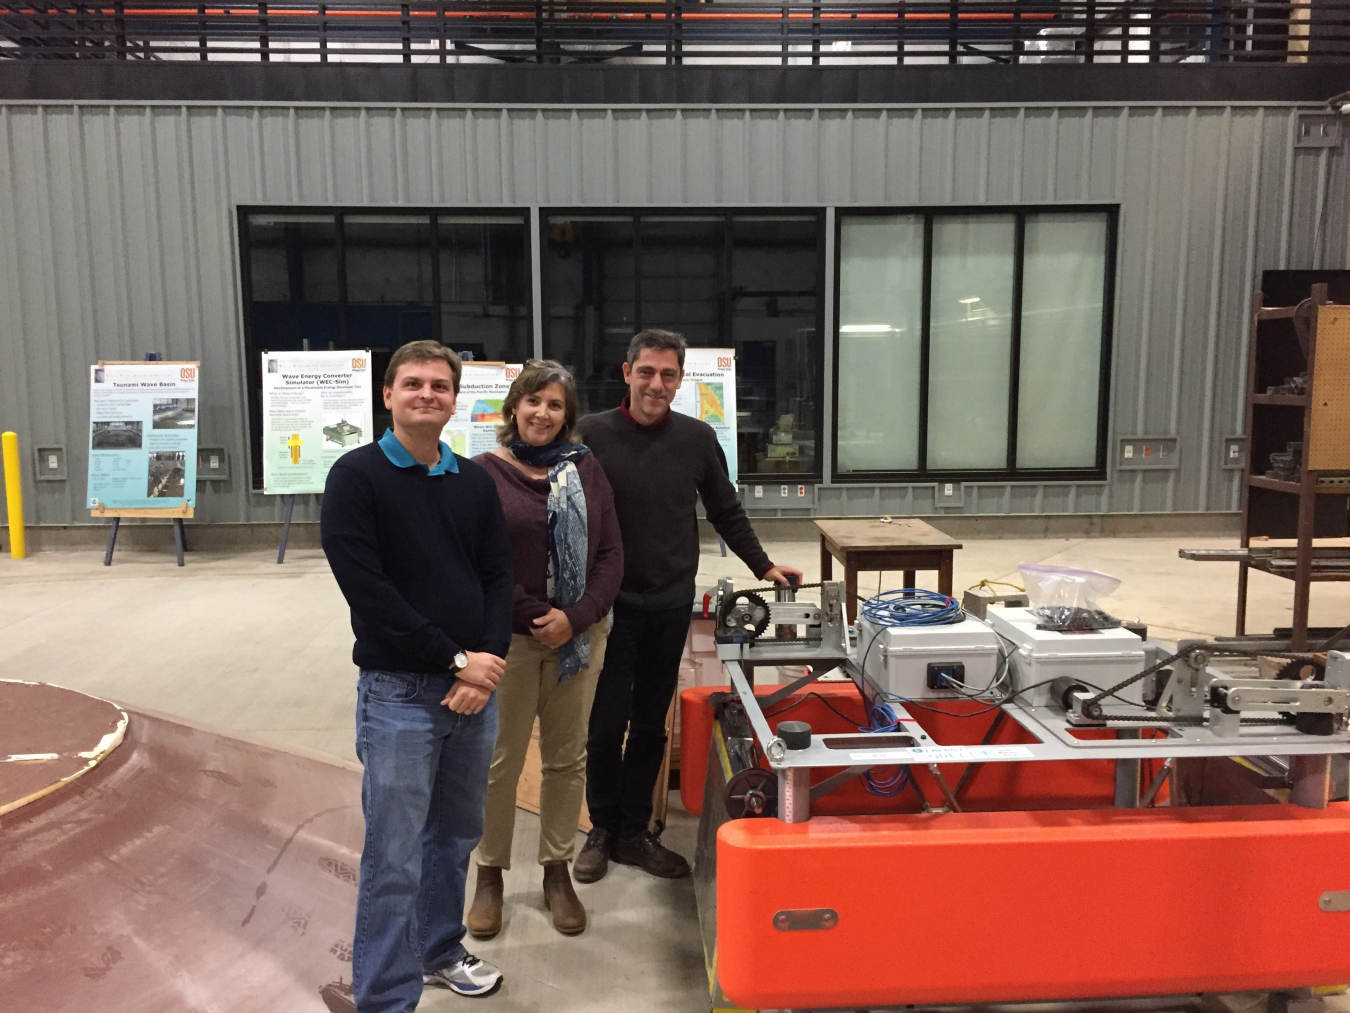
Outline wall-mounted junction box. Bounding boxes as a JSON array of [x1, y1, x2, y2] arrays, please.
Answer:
[[1117, 436, 1179, 471], [935, 481, 964, 508], [197, 446, 229, 482], [744, 483, 815, 507], [1222, 436, 1248, 470], [34, 446, 66, 482]]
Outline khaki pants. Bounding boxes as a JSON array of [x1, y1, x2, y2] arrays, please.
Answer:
[[477, 620, 608, 867]]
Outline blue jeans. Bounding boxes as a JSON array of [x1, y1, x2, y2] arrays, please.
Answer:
[[352, 669, 498, 1013]]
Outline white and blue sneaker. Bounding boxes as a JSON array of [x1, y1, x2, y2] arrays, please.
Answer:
[[423, 953, 504, 998]]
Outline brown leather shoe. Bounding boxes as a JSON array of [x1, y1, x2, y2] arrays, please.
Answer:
[[542, 862, 587, 935], [466, 865, 503, 940], [572, 827, 613, 884], [613, 830, 690, 879]]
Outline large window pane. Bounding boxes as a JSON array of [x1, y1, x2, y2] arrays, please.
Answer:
[[927, 215, 1016, 471], [731, 216, 819, 476], [437, 217, 531, 365], [247, 214, 339, 353], [836, 215, 924, 473], [642, 217, 722, 347], [543, 213, 822, 478], [344, 215, 435, 362], [545, 217, 635, 415], [1016, 212, 1108, 469]]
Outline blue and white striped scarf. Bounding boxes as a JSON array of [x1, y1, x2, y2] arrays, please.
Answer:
[[543, 446, 592, 680]]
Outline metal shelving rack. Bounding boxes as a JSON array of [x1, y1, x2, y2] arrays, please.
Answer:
[[1234, 284, 1350, 651]]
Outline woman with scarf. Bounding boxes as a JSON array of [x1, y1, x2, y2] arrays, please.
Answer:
[[469, 360, 623, 938]]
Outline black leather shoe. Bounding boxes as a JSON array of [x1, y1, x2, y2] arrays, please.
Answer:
[[573, 827, 613, 884], [613, 830, 690, 879]]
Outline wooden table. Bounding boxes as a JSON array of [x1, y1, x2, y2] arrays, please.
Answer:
[[815, 518, 963, 622]]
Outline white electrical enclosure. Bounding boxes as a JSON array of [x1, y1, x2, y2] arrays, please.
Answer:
[[985, 607, 1147, 708], [857, 614, 1005, 700]]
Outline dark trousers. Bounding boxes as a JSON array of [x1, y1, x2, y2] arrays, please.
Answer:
[[585, 602, 692, 841]]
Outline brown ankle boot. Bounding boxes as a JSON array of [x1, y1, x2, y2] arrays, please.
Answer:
[[542, 861, 586, 936], [466, 865, 504, 940]]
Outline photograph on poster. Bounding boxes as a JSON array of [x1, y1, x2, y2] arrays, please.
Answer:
[[152, 398, 197, 430], [91, 421, 143, 450], [147, 452, 186, 498]]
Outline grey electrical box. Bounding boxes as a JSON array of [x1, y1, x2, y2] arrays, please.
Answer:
[[34, 446, 66, 482], [197, 446, 229, 481], [1117, 436, 1180, 470], [743, 483, 815, 508], [1222, 436, 1248, 470], [935, 481, 965, 508], [1296, 112, 1343, 149]]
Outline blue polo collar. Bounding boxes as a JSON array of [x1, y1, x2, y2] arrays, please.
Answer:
[[378, 428, 459, 475]]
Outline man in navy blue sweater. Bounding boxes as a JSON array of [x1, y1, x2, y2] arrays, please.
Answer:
[[321, 340, 514, 1012]]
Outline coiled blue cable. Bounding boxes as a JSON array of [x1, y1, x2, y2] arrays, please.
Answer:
[[856, 588, 962, 797]]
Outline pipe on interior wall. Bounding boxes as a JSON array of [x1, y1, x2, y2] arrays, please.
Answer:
[[530, 206, 543, 359]]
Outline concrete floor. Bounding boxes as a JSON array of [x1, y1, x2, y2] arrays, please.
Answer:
[[2, 532, 1348, 1012]]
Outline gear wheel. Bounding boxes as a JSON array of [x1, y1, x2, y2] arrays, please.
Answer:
[[717, 590, 771, 641], [1276, 657, 1326, 682]]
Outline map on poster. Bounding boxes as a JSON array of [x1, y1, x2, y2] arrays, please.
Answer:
[[261, 350, 374, 495], [87, 361, 200, 512], [671, 347, 738, 483], [442, 362, 522, 458]]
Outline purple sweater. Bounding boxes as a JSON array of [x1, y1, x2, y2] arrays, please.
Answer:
[[475, 450, 624, 638]]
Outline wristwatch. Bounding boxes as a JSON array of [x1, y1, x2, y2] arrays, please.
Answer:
[[451, 651, 468, 674]]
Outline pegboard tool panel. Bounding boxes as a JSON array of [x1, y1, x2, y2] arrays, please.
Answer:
[[1310, 306, 1350, 471]]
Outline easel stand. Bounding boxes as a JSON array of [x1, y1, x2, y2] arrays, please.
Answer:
[[277, 494, 296, 564], [97, 506, 193, 567]]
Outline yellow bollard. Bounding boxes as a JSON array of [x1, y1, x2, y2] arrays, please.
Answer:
[[2, 431, 26, 559]]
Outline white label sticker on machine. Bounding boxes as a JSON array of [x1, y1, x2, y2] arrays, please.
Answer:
[[848, 744, 1033, 763]]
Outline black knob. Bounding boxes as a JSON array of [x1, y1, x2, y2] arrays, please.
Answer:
[[778, 720, 812, 750]]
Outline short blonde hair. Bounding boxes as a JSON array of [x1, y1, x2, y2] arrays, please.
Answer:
[[497, 360, 580, 446]]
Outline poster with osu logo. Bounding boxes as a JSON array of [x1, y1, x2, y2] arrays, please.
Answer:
[[440, 362, 523, 459], [261, 350, 374, 495], [87, 361, 200, 511], [670, 347, 738, 483]]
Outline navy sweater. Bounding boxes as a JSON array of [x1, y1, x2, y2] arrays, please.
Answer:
[[320, 441, 514, 674]]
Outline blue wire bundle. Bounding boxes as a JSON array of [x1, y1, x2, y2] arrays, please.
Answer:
[[856, 588, 962, 797]]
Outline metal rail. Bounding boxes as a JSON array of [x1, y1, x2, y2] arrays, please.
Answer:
[[3, 1, 1349, 65]]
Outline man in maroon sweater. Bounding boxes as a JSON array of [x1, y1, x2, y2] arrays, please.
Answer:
[[574, 329, 802, 881]]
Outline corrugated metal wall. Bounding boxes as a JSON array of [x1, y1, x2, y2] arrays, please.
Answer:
[[0, 101, 1343, 525]]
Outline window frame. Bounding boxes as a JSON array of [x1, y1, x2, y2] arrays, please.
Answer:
[[237, 205, 532, 492], [831, 203, 1117, 485], [539, 207, 828, 484]]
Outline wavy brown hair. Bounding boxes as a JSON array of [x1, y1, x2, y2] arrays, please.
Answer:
[[497, 360, 581, 446]]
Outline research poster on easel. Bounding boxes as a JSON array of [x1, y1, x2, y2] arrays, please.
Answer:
[[261, 350, 374, 495], [441, 362, 523, 458], [87, 361, 199, 511], [671, 347, 738, 483]]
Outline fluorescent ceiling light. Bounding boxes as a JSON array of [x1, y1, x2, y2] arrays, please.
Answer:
[[839, 324, 895, 333], [958, 297, 981, 305]]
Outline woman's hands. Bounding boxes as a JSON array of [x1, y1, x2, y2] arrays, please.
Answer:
[[531, 608, 574, 649]]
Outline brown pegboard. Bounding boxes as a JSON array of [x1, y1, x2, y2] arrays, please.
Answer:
[[1310, 306, 1350, 471]]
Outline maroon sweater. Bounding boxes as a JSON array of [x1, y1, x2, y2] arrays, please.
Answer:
[[475, 450, 624, 638]]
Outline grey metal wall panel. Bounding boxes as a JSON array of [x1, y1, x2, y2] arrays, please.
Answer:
[[0, 99, 1342, 525]]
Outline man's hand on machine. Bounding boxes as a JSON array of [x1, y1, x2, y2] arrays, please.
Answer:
[[452, 651, 506, 691], [531, 608, 574, 649], [442, 680, 491, 715], [761, 564, 805, 586]]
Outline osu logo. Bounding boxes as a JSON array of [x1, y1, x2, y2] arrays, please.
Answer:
[[180, 366, 196, 380], [352, 357, 367, 370], [505, 366, 521, 379], [717, 356, 732, 370]]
